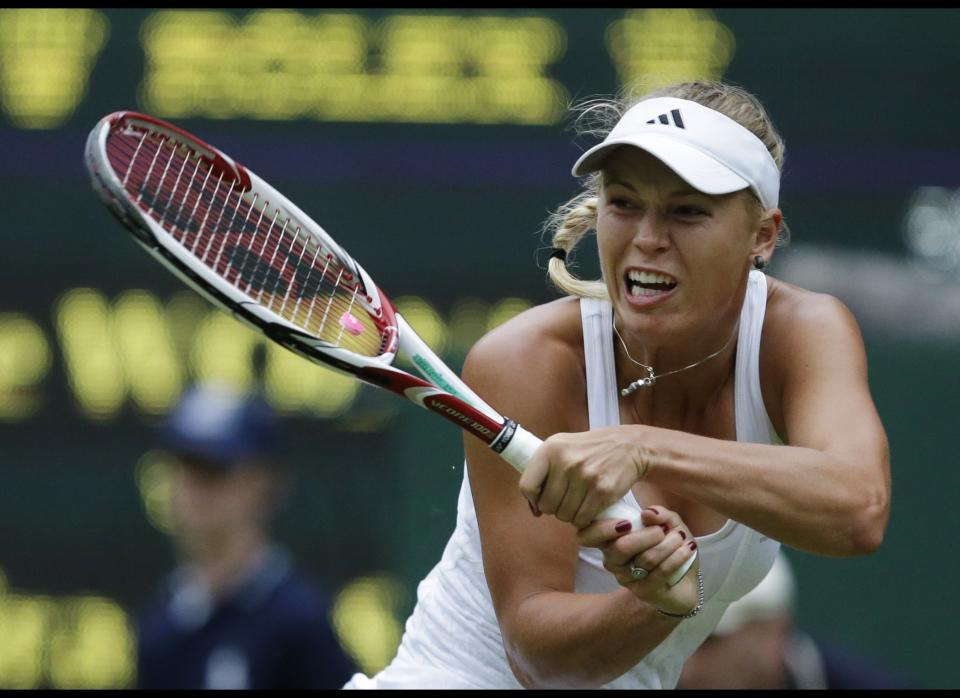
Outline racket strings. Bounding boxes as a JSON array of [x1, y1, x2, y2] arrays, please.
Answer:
[[105, 125, 386, 357]]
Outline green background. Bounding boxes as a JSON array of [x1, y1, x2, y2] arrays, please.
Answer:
[[1, 8, 958, 688]]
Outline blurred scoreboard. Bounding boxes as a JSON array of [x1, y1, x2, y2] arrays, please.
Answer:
[[1, 8, 733, 128], [2, 7, 960, 427], [0, 7, 741, 426], [1, 8, 958, 141], [2, 4, 960, 417]]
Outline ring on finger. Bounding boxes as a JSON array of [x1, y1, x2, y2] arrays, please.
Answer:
[[629, 562, 649, 580]]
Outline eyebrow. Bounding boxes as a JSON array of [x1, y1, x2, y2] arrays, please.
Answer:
[[604, 178, 709, 199]]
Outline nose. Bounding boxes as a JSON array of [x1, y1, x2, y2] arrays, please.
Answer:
[[631, 212, 670, 256]]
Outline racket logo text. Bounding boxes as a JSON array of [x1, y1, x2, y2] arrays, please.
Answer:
[[425, 398, 496, 439]]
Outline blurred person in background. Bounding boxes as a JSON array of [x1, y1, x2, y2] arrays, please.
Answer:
[[678, 551, 919, 689], [135, 383, 356, 690]]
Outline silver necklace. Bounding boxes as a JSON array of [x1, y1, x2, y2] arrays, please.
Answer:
[[613, 322, 739, 396]]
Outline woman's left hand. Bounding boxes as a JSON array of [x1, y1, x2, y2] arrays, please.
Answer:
[[577, 505, 700, 615], [518, 427, 650, 529]]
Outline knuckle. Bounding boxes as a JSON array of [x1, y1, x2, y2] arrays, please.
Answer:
[[547, 433, 569, 453], [594, 481, 616, 502], [611, 538, 633, 558], [602, 546, 623, 565]]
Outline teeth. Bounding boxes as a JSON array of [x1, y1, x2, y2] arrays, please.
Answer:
[[627, 270, 677, 285], [630, 284, 664, 297]]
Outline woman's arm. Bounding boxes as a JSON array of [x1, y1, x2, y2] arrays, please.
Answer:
[[462, 301, 692, 688], [649, 291, 890, 555], [520, 291, 890, 557]]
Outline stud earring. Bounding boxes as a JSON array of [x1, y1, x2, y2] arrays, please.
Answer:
[[753, 255, 766, 270]]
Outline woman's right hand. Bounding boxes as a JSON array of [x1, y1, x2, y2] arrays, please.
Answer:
[[576, 505, 700, 616], [518, 427, 651, 529]]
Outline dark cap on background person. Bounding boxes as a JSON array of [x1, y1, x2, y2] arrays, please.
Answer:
[[161, 383, 280, 470]]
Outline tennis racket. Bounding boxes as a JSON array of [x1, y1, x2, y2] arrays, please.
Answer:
[[84, 111, 694, 585]]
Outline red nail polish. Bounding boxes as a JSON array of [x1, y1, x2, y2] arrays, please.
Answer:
[[527, 499, 541, 517], [648, 507, 660, 515], [688, 540, 697, 550], [615, 520, 632, 533], [678, 530, 686, 540], [660, 524, 670, 534]]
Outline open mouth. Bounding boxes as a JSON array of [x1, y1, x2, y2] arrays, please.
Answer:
[[625, 269, 678, 298]]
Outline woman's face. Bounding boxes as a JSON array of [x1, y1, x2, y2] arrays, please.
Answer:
[[170, 458, 274, 552], [596, 147, 766, 341]]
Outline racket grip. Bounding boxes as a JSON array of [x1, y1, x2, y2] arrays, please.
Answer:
[[495, 422, 543, 473], [495, 423, 695, 587], [596, 499, 644, 532], [668, 550, 698, 588]]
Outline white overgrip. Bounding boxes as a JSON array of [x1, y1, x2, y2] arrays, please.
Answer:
[[496, 423, 542, 474]]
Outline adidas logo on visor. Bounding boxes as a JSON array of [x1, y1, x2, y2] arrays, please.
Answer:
[[570, 97, 781, 209], [645, 109, 685, 129]]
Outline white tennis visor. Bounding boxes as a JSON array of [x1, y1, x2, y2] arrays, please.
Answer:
[[571, 97, 780, 210]]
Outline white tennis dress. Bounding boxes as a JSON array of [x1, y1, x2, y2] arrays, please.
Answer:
[[344, 270, 781, 689]]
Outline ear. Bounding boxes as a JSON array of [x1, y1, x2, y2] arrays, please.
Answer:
[[750, 207, 782, 266]]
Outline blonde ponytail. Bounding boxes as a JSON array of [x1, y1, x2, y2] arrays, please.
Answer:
[[543, 190, 608, 300]]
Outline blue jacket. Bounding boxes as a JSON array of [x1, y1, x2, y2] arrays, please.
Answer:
[[136, 547, 356, 689]]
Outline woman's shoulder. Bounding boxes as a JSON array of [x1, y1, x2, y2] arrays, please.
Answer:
[[760, 277, 866, 438], [465, 296, 585, 374], [462, 296, 588, 433], [764, 275, 861, 337], [762, 275, 864, 376]]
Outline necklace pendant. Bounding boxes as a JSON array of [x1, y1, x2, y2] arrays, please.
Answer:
[[621, 372, 656, 397], [614, 320, 737, 398]]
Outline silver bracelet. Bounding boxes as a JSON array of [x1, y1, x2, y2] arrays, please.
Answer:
[[655, 566, 704, 619]]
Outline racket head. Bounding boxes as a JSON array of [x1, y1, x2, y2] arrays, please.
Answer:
[[84, 111, 399, 368]]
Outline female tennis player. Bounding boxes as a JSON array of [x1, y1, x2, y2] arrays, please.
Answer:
[[343, 81, 890, 689]]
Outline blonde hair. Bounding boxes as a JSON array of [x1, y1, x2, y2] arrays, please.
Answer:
[[544, 80, 789, 299]]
